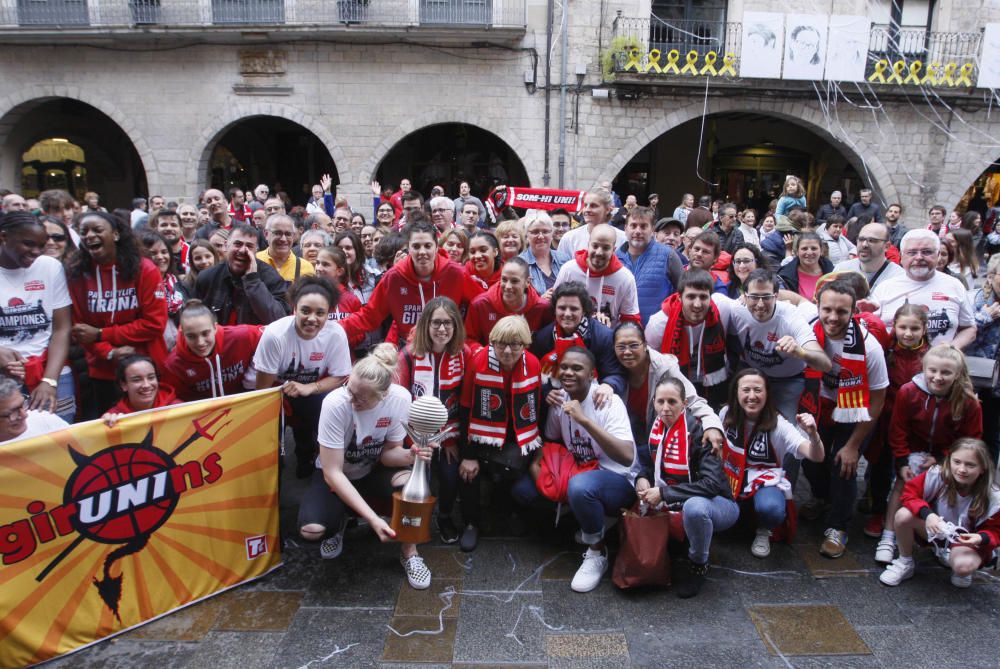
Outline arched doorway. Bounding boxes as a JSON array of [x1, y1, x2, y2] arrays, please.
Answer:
[[375, 123, 529, 200], [206, 116, 338, 208], [0, 98, 147, 208], [613, 112, 866, 216], [956, 157, 1000, 220]]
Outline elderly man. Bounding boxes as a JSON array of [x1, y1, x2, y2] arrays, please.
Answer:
[[556, 187, 626, 255], [554, 223, 640, 328], [2, 193, 28, 212], [610, 194, 638, 229], [306, 183, 326, 215], [195, 224, 291, 325], [868, 229, 976, 347], [833, 221, 904, 290], [847, 188, 882, 223], [257, 214, 315, 282], [707, 202, 744, 254], [196, 188, 265, 247], [615, 206, 682, 326], [816, 191, 848, 227], [248, 184, 270, 212], [0, 377, 69, 444], [429, 196, 456, 234]]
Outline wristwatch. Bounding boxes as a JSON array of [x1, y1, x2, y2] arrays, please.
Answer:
[[41, 377, 58, 388]]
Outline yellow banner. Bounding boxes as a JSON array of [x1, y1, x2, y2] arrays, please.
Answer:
[[0, 389, 283, 666]]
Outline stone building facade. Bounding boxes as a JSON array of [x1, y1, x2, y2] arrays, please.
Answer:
[[0, 0, 996, 217]]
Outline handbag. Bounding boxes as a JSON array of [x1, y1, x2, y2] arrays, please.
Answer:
[[535, 441, 599, 502], [611, 504, 675, 589]]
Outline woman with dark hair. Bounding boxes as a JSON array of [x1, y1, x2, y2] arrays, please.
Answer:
[[255, 276, 352, 478], [726, 244, 769, 300], [0, 211, 75, 422], [67, 211, 168, 418], [466, 230, 502, 289], [776, 231, 833, 301], [334, 229, 378, 304], [101, 355, 179, 426], [719, 369, 824, 558], [137, 229, 185, 349], [464, 257, 552, 347], [40, 215, 77, 261]]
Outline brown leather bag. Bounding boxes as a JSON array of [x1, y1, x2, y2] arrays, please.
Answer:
[[611, 505, 675, 589]]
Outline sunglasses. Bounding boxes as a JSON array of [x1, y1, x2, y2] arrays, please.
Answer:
[[48, 234, 67, 242]]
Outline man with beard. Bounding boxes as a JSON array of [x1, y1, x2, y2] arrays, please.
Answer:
[[833, 222, 904, 290], [554, 224, 639, 328], [868, 229, 976, 347], [847, 188, 882, 223], [883, 203, 908, 248], [616, 207, 682, 326], [152, 208, 189, 273], [557, 188, 626, 255], [195, 224, 290, 325], [228, 187, 252, 223]]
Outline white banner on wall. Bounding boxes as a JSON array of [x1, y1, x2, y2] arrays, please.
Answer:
[[782, 14, 829, 80], [978, 23, 1000, 89], [740, 13, 784, 79], [824, 15, 870, 82]]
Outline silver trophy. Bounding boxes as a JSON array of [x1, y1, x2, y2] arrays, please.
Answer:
[[400, 396, 456, 502]]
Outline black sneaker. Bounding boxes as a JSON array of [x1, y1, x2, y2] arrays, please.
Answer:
[[437, 516, 459, 544], [676, 562, 708, 599], [459, 524, 479, 552]]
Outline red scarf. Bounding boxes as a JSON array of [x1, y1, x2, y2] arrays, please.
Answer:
[[801, 317, 871, 422], [540, 318, 589, 385], [721, 423, 782, 501], [468, 346, 541, 454], [658, 294, 728, 387], [648, 412, 691, 487], [408, 348, 465, 437]]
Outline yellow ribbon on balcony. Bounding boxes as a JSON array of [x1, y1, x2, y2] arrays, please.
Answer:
[[868, 59, 889, 83], [903, 61, 922, 85], [921, 61, 941, 85], [941, 62, 957, 86], [664, 49, 681, 74], [680, 50, 700, 75], [699, 51, 719, 76], [719, 52, 737, 77], [646, 49, 663, 73], [622, 47, 643, 72], [956, 63, 974, 87], [886, 60, 906, 84]]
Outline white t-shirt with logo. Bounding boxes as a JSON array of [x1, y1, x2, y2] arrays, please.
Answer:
[[553, 262, 639, 328], [725, 297, 817, 379], [544, 390, 635, 478], [718, 406, 807, 464], [318, 384, 411, 480], [253, 316, 351, 384], [871, 271, 974, 345], [0, 256, 71, 358]]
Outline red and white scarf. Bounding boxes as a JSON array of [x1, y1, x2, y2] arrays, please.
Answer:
[[468, 346, 541, 454], [721, 424, 789, 500], [803, 317, 872, 423], [658, 293, 728, 386], [540, 317, 590, 385], [648, 412, 691, 488], [409, 349, 465, 437]]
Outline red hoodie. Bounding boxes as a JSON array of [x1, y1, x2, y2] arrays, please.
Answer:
[[889, 373, 983, 459], [342, 251, 483, 347], [108, 385, 180, 415], [464, 282, 552, 346], [465, 261, 502, 291], [69, 257, 169, 380], [160, 324, 263, 401]]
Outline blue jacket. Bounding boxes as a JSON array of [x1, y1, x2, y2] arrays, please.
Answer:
[[760, 230, 788, 268], [616, 241, 679, 327], [519, 248, 570, 296], [776, 195, 807, 217], [530, 318, 627, 399]]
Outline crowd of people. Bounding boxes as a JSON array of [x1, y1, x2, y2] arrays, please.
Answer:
[[1, 175, 998, 598]]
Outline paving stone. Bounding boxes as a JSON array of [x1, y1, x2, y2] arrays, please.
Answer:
[[540, 581, 624, 633], [125, 595, 225, 641], [212, 590, 304, 631], [749, 604, 871, 656], [540, 549, 583, 581], [420, 545, 472, 580], [300, 549, 405, 608], [394, 578, 462, 618], [45, 639, 197, 669], [453, 664, 546, 668], [460, 539, 548, 589], [817, 577, 914, 628], [184, 631, 284, 669], [545, 632, 628, 657], [794, 543, 871, 578], [628, 639, 776, 668], [381, 615, 457, 664], [272, 608, 391, 669], [453, 593, 549, 664]]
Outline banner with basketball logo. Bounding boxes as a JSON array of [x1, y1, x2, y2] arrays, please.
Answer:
[[0, 388, 283, 666], [486, 186, 586, 216]]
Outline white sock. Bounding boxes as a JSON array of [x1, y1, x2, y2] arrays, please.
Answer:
[[897, 555, 914, 565], [880, 530, 896, 542]]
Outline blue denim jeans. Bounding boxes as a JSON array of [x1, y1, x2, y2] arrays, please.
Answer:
[[55, 367, 76, 424], [752, 485, 787, 530], [682, 495, 740, 564]]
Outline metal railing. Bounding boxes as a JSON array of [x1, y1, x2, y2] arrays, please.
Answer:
[[610, 15, 982, 83], [1, 0, 525, 29]]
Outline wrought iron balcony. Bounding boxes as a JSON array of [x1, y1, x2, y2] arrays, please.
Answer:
[[0, 0, 525, 33], [608, 15, 983, 90]]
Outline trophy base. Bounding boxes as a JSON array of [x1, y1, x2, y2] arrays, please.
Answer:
[[390, 491, 437, 544]]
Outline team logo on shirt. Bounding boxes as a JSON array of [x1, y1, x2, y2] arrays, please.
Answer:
[[568, 429, 597, 463], [23, 280, 45, 291], [375, 417, 391, 428], [0, 299, 48, 343], [601, 285, 615, 296], [931, 293, 949, 301], [309, 352, 324, 361]]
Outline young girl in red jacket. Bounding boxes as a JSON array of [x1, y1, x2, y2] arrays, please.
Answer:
[[878, 344, 983, 564], [314, 247, 362, 320], [880, 438, 999, 588], [871, 305, 930, 559], [159, 300, 263, 401]]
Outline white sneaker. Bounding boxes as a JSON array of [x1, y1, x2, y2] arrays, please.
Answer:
[[874, 538, 896, 564], [950, 572, 973, 588], [401, 555, 432, 590], [879, 558, 915, 586], [320, 518, 347, 559], [751, 529, 771, 558], [570, 548, 608, 592]]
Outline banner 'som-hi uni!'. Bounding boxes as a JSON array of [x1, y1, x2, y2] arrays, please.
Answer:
[[0, 388, 283, 667]]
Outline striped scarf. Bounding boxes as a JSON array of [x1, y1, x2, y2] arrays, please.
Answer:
[[802, 317, 872, 423], [468, 346, 542, 454], [648, 412, 691, 488], [408, 349, 465, 437]]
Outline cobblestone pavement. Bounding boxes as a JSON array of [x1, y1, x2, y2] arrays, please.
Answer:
[[48, 456, 1000, 669]]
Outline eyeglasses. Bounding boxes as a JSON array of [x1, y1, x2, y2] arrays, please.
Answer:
[[904, 249, 937, 257], [432, 208, 452, 214], [493, 342, 525, 352], [48, 234, 67, 242], [857, 236, 887, 245], [430, 319, 454, 330], [361, 233, 375, 240], [732, 258, 755, 265], [268, 230, 294, 238], [746, 293, 776, 303], [551, 221, 571, 229], [614, 343, 644, 353], [0, 396, 28, 423]]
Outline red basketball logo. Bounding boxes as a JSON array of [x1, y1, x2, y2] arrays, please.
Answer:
[[488, 393, 502, 413]]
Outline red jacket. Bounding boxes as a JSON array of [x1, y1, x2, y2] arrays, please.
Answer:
[[901, 468, 1000, 551], [341, 251, 483, 347], [160, 324, 263, 401], [464, 282, 552, 346], [329, 290, 362, 321], [465, 261, 501, 291], [69, 257, 168, 380], [889, 373, 982, 459], [108, 385, 179, 414]]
